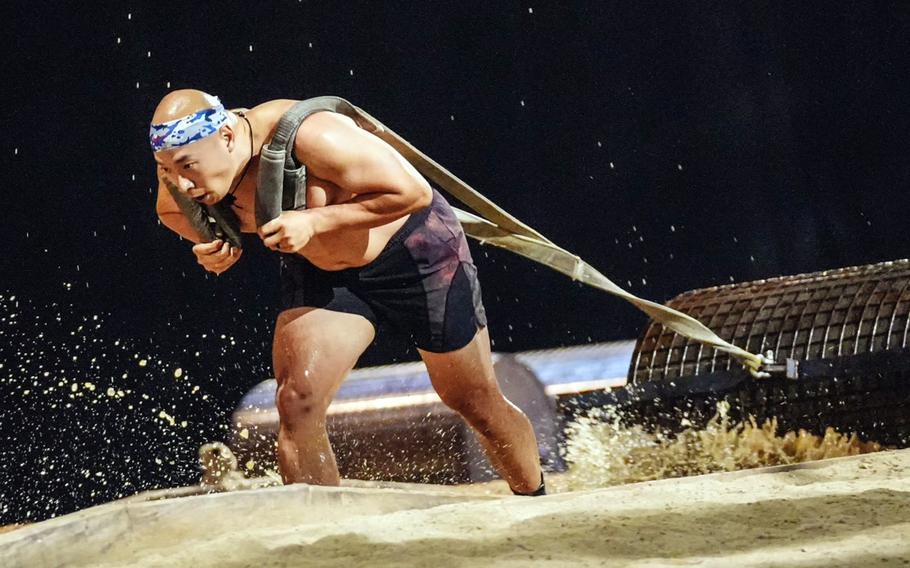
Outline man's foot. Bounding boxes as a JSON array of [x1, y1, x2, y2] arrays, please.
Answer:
[[511, 472, 546, 496]]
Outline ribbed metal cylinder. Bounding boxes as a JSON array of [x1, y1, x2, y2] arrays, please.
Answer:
[[629, 259, 910, 384]]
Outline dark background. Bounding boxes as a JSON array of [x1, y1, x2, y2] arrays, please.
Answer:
[[2, 2, 908, 524]]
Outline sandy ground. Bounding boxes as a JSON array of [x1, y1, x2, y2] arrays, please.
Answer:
[[6, 448, 904, 568]]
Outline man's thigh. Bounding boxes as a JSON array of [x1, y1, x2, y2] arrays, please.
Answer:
[[272, 305, 376, 399]]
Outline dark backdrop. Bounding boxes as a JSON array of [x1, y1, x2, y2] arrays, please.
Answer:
[[2, 2, 908, 523]]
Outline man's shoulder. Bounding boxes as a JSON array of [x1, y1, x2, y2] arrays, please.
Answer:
[[249, 99, 355, 140], [245, 99, 299, 125]]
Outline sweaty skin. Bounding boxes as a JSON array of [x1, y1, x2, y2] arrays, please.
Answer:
[[151, 90, 544, 495]]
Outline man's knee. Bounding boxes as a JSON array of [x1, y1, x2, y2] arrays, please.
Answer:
[[275, 380, 328, 427]]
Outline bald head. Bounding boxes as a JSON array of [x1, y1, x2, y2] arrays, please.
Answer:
[[149, 89, 239, 155], [151, 89, 243, 205], [151, 89, 222, 124]]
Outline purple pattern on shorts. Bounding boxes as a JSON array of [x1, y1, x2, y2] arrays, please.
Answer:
[[404, 192, 486, 345]]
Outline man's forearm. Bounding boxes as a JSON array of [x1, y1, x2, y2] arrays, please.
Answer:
[[310, 186, 432, 234], [158, 212, 203, 243]]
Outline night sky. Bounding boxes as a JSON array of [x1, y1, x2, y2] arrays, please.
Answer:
[[2, 2, 909, 524]]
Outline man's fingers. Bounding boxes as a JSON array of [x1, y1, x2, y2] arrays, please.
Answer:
[[209, 249, 242, 273], [204, 254, 232, 270], [258, 217, 283, 239], [194, 239, 223, 254], [196, 241, 232, 261], [215, 247, 241, 264], [211, 258, 235, 271], [262, 234, 282, 250], [202, 257, 232, 273], [261, 217, 281, 233]]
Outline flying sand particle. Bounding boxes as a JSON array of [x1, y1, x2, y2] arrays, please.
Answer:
[[158, 410, 176, 426]]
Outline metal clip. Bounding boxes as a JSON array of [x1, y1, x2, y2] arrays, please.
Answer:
[[756, 350, 800, 380]]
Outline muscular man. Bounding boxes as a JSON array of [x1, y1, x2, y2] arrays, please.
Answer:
[[150, 89, 545, 495]]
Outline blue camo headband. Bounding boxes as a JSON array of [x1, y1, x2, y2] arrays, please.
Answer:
[[149, 96, 233, 152]]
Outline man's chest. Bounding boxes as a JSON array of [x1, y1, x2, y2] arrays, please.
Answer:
[[229, 167, 352, 233]]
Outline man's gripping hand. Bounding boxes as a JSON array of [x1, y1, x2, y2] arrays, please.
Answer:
[[258, 211, 316, 254], [192, 239, 243, 275]]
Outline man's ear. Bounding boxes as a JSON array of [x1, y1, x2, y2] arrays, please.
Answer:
[[220, 124, 236, 152]]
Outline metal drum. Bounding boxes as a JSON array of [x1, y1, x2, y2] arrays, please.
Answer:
[[574, 260, 910, 447], [631, 259, 910, 383]]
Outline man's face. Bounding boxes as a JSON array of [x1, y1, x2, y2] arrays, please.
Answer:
[[154, 131, 234, 205]]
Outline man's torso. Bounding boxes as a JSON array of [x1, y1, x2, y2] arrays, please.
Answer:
[[211, 100, 410, 271]]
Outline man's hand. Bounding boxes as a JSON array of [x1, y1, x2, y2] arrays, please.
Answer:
[[192, 239, 243, 275], [258, 211, 316, 254]]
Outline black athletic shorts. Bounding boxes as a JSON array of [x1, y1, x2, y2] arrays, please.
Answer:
[[279, 189, 488, 353]]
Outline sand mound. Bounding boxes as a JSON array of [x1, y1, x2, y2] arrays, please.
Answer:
[[3, 449, 909, 567]]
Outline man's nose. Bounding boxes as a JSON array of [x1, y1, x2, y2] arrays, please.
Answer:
[[177, 175, 195, 193]]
